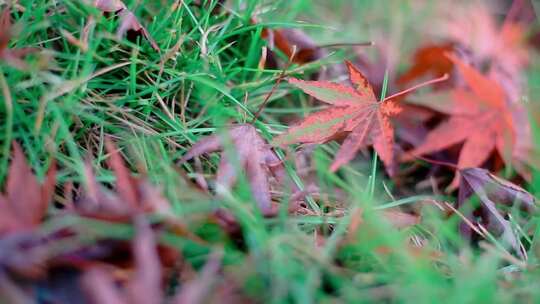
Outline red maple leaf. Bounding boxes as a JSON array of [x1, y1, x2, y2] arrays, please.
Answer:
[[402, 53, 536, 188], [397, 43, 454, 85], [273, 61, 446, 175]]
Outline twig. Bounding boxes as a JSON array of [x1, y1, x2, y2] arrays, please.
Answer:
[[250, 46, 297, 123], [410, 154, 459, 170]]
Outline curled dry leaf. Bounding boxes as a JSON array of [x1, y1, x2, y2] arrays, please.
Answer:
[[261, 27, 326, 65], [403, 53, 536, 189], [457, 167, 536, 255], [93, 0, 159, 51], [0, 142, 56, 234], [179, 124, 285, 214], [273, 61, 403, 175]]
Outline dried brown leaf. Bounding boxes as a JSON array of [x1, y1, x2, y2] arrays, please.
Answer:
[[457, 167, 536, 255], [6, 142, 42, 226], [179, 124, 284, 214], [0, 142, 56, 234], [0, 8, 39, 70]]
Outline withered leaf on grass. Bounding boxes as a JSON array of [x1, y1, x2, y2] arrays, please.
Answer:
[[457, 167, 536, 255], [0, 142, 56, 234], [93, 0, 159, 51], [179, 124, 285, 214], [0, 8, 39, 70]]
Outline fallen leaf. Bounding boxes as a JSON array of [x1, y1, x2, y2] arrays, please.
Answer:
[[172, 251, 222, 304], [126, 217, 162, 304], [82, 217, 162, 304], [261, 27, 326, 65], [397, 43, 454, 84], [179, 124, 284, 214], [443, 2, 529, 102], [273, 61, 406, 175], [403, 53, 522, 188], [0, 8, 39, 70], [457, 167, 536, 255], [105, 139, 138, 209], [0, 142, 56, 234], [93, 0, 159, 51], [0, 271, 33, 304]]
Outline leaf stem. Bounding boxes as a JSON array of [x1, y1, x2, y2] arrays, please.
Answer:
[[383, 73, 449, 102], [251, 47, 296, 123], [316, 41, 373, 49]]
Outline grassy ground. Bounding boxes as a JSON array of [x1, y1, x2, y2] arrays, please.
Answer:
[[2, 0, 540, 303]]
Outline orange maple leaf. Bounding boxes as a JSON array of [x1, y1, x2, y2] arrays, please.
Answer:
[[403, 53, 522, 188], [397, 43, 454, 85], [444, 2, 529, 102], [273, 61, 446, 175]]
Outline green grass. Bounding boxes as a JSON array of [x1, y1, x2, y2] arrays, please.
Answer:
[[2, 0, 540, 303]]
